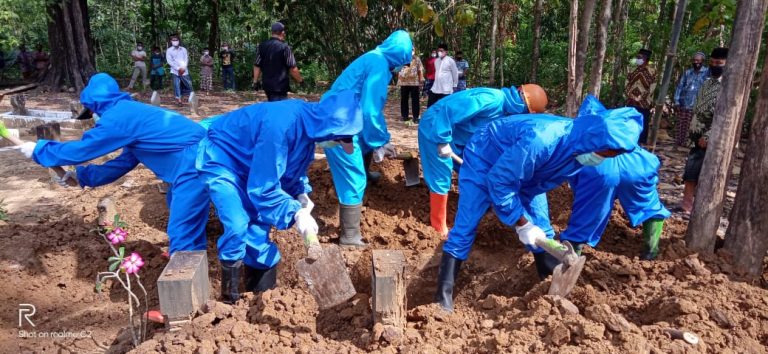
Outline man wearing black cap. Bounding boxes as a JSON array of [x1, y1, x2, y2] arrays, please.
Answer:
[[680, 47, 728, 217], [625, 48, 656, 145], [253, 22, 304, 102]]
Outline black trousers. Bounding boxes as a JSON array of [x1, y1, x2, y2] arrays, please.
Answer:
[[630, 106, 652, 145], [266, 91, 288, 102], [400, 86, 421, 120], [427, 92, 449, 108]]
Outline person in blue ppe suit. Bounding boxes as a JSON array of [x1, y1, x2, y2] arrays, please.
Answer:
[[321, 30, 413, 247], [418, 83, 548, 236], [20, 73, 210, 255], [434, 104, 643, 312], [561, 96, 671, 260], [196, 90, 362, 303]]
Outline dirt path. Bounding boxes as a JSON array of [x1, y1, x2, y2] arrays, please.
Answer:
[[0, 89, 765, 353]]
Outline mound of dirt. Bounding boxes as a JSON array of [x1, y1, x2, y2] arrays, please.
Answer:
[[136, 160, 768, 354]]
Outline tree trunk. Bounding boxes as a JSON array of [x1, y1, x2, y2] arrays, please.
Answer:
[[150, 0, 158, 47], [489, 0, 499, 86], [571, 0, 597, 108], [565, 0, 580, 116], [43, 0, 96, 92], [723, 45, 768, 275], [685, 0, 768, 253], [647, 0, 688, 150], [530, 0, 544, 83], [608, 0, 627, 106], [208, 0, 220, 53], [587, 0, 612, 97]]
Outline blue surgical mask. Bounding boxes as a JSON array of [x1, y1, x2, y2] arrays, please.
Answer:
[[575, 152, 605, 166]]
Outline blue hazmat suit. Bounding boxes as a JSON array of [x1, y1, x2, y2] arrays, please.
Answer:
[[196, 91, 362, 269], [321, 30, 413, 205], [418, 87, 528, 194], [442, 106, 643, 261], [32, 73, 210, 254], [560, 96, 671, 247]]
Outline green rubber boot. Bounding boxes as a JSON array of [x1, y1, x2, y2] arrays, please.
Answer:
[[641, 219, 664, 260]]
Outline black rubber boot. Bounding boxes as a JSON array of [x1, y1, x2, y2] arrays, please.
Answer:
[[339, 203, 367, 247], [244, 265, 278, 293], [533, 251, 562, 280], [220, 260, 243, 304], [363, 152, 381, 184], [434, 252, 463, 312]]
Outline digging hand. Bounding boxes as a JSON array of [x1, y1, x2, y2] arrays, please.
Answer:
[[373, 143, 397, 163], [515, 221, 546, 250], [20, 141, 37, 158], [297, 193, 314, 213], [437, 143, 452, 158], [53, 170, 78, 188], [294, 208, 319, 238]]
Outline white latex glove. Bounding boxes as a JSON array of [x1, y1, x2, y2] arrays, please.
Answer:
[[20, 141, 37, 159], [53, 170, 77, 187], [297, 193, 314, 213], [515, 221, 546, 248], [294, 208, 319, 239], [373, 143, 397, 163], [437, 143, 453, 158]]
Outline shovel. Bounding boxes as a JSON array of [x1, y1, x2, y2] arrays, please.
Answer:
[[296, 243, 357, 309], [533, 237, 586, 297], [393, 151, 420, 187]]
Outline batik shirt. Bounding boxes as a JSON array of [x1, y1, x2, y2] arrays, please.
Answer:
[[625, 65, 657, 109], [689, 77, 722, 142]]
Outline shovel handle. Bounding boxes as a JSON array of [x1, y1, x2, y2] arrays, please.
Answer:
[[534, 237, 580, 266], [394, 151, 417, 160], [5, 134, 79, 187]]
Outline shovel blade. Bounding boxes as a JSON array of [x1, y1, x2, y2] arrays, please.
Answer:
[[547, 255, 586, 298], [296, 244, 357, 309], [402, 158, 420, 187]]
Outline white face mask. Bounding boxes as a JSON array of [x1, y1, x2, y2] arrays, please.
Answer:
[[438, 51, 446, 58], [222, 47, 228, 51], [575, 152, 605, 166], [431, 53, 437, 58], [171, 40, 180, 47], [632, 58, 644, 66], [203, 51, 209, 55], [137, 46, 143, 51]]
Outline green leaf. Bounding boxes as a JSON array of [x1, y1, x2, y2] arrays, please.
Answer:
[[94, 282, 102, 293], [113, 214, 120, 225], [119, 246, 125, 258], [109, 261, 120, 272], [108, 256, 121, 262]]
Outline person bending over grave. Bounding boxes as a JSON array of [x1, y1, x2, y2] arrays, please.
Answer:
[[196, 90, 362, 304], [434, 101, 642, 312], [20, 73, 211, 255], [559, 96, 671, 261]]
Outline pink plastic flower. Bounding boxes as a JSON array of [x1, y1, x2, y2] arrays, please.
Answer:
[[106, 227, 128, 245], [121, 252, 145, 274]]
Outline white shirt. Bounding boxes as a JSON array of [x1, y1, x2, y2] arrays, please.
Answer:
[[166, 46, 189, 75], [430, 56, 459, 95], [131, 50, 147, 68]]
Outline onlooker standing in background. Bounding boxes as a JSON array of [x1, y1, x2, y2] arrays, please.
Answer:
[[220, 42, 236, 91], [127, 42, 148, 90], [149, 46, 165, 90], [624, 48, 656, 145], [673, 52, 709, 147], [398, 49, 424, 124], [253, 22, 303, 102], [423, 49, 437, 97], [33, 44, 49, 80], [200, 48, 214, 93], [18, 45, 34, 80], [455, 50, 469, 92], [428, 43, 458, 107], [166, 35, 195, 105], [680, 47, 728, 217]]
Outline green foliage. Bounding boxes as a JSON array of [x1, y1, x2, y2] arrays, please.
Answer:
[[0, 199, 8, 222]]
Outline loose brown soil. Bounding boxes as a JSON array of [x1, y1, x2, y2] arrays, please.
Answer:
[[1, 90, 766, 354]]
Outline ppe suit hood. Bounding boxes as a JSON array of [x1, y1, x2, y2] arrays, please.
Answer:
[[566, 95, 642, 155], [500, 87, 528, 115], [80, 73, 132, 115], [375, 30, 413, 68], [304, 89, 363, 142]]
